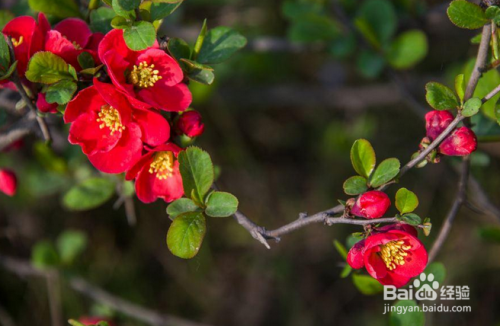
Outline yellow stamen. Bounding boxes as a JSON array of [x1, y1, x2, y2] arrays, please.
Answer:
[[379, 240, 411, 271], [11, 36, 23, 47], [149, 151, 175, 180], [96, 105, 125, 134], [72, 41, 82, 50], [128, 61, 162, 88]]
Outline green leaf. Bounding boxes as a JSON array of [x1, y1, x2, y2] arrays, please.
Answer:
[[425, 82, 459, 110], [356, 49, 385, 79], [167, 198, 201, 219], [462, 97, 482, 117], [90, 7, 116, 34], [193, 19, 207, 60], [123, 21, 156, 51], [425, 262, 446, 284], [397, 213, 421, 226], [333, 239, 348, 260], [340, 264, 352, 278], [80, 64, 103, 76], [343, 176, 368, 195], [0, 61, 17, 81], [423, 218, 432, 236], [111, 16, 132, 29], [329, 32, 356, 59], [112, 0, 135, 18], [44, 80, 77, 105], [68, 320, 86, 326], [197, 26, 247, 64], [205, 191, 239, 217], [62, 178, 115, 211], [0, 34, 11, 73], [180, 59, 213, 71], [77, 52, 95, 70], [26, 52, 76, 84], [455, 74, 465, 103], [168, 37, 191, 61], [395, 188, 419, 214], [147, 1, 183, 21], [288, 14, 340, 43], [486, 6, 500, 24], [352, 274, 383, 295], [166, 211, 206, 259], [178, 147, 214, 203], [187, 69, 215, 85], [350, 139, 376, 179], [387, 30, 428, 69], [56, 230, 88, 264], [117, 0, 141, 10], [31, 240, 59, 269], [355, 0, 396, 48], [33, 141, 67, 173], [28, 0, 81, 19], [389, 300, 425, 326], [447, 0, 488, 30], [477, 226, 500, 243], [368, 158, 400, 188]]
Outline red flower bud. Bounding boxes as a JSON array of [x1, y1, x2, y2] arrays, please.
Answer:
[[439, 126, 477, 156], [347, 224, 428, 287], [0, 169, 17, 196], [177, 110, 205, 137], [36, 93, 58, 113], [351, 190, 390, 219], [425, 110, 454, 141]]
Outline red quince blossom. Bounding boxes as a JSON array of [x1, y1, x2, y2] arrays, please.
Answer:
[[351, 190, 390, 219], [439, 126, 477, 156], [347, 224, 428, 287], [125, 143, 184, 203], [177, 110, 205, 137], [425, 110, 454, 141], [45, 18, 103, 70], [36, 93, 58, 113], [0, 168, 17, 196], [64, 79, 170, 173], [2, 13, 50, 76], [98, 29, 191, 112]]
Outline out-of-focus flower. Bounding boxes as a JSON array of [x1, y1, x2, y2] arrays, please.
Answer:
[[0, 168, 17, 196]]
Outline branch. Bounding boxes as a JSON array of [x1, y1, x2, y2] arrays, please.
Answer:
[[0, 112, 36, 151]]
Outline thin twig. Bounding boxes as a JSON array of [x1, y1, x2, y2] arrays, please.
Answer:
[[46, 271, 63, 326], [0, 112, 36, 151], [465, 24, 492, 101]]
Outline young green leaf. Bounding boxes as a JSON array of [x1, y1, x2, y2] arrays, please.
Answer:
[[333, 239, 348, 260], [354, 0, 396, 48], [62, 178, 115, 211], [25, 52, 76, 84], [167, 37, 192, 61], [455, 74, 465, 103], [447, 0, 488, 30], [395, 187, 419, 214], [389, 300, 425, 326], [486, 6, 500, 24], [352, 274, 384, 295], [193, 19, 207, 60], [368, 158, 400, 188], [167, 198, 201, 219], [123, 21, 156, 51], [197, 27, 247, 64], [44, 80, 78, 105], [462, 97, 482, 117], [187, 69, 215, 85], [77, 52, 95, 70], [56, 230, 88, 264], [31, 241, 60, 270], [205, 191, 239, 217], [397, 213, 421, 226], [178, 147, 214, 203], [425, 82, 459, 110], [343, 176, 368, 195], [117, 0, 141, 11], [356, 49, 385, 79], [167, 211, 206, 259], [147, 1, 184, 21], [350, 139, 376, 179], [340, 264, 352, 278], [90, 7, 116, 34], [28, 0, 81, 19], [387, 30, 428, 69], [111, 16, 131, 29]]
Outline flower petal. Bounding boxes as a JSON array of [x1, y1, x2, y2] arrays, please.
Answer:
[[64, 86, 106, 123], [347, 239, 366, 269], [364, 248, 388, 280], [54, 18, 92, 49], [137, 82, 192, 112], [133, 108, 170, 146], [136, 49, 184, 86]]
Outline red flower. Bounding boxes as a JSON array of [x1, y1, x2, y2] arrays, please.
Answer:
[[98, 29, 191, 112], [64, 79, 170, 173], [0, 168, 17, 196], [425, 110, 454, 141], [79, 317, 115, 326], [351, 190, 390, 219], [125, 143, 184, 203], [176, 110, 205, 137], [347, 224, 428, 287], [45, 18, 103, 70], [439, 126, 477, 156], [2, 13, 50, 76], [37, 93, 58, 113]]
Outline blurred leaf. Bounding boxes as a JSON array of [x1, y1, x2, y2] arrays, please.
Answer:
[[350, 139, 376, 179], [455, 74, 465, 103], [395, 188, 419, 214], [90, 7, 115, 34], [389, 300, 425, 326], [0, 11, 14, 30], [68, 320, 86, 326], [33, 141, 67, 173], [343, 176, 368, 195], [425, 82, 459, 110], [187, 69, 215, 85], [28, 0, 81, 18], [167, 198, 201, 218], [123, 21, 156, 51], [447, 0, 487, 30], [333, 239, 348, 260], [465, 58, 500, 120], [205, 191, 238, 217], [397, 213, 421, 226], [62, 177, 115, 211], [340, 264, 352, 278], [288, 14, 340, 43], [44, 79, 77, 105], [167, 211, 206, 259], [356, 49, 385, 78], [178, 147, 214, 203], [462, 97, 482, 117], [32, 240, 59, 269], [168, 37, 191, 61], [346, 233, 364, 249], [193, 19, 207, 60], [352, 274, 383, 295], [117, 0, 141, 10], [282, 1, 322, 20], [387, 30, 428, 69], [355, 0, 396, 48], [477, 226, 500, 243], [329, 32, 356, 59], [368, 158, 400, 188], [197, 27, 247, 64], [26, 52, 76, 84], [56, 230, 88, 264], [425, 262, 446, 284]]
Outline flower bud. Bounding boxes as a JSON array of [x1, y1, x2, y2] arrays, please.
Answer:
[[425, 110, 454, 141], [176, 110, 205, 138], [0, 169, 17, 196], [36, 93, 58, 113], [351, 190, 390, 219], [439, 127, 477, 156]]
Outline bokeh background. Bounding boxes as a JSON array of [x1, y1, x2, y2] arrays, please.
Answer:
[[1, 0, 500, 325]]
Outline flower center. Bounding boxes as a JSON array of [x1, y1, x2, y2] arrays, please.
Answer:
[[72, 41, 82, 50], [379, 240, 411, 271], [96, 105, 125, 134], [11, 36, 23, 47], [128, 61, 162, 88], [149, 151, 175, 180]]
